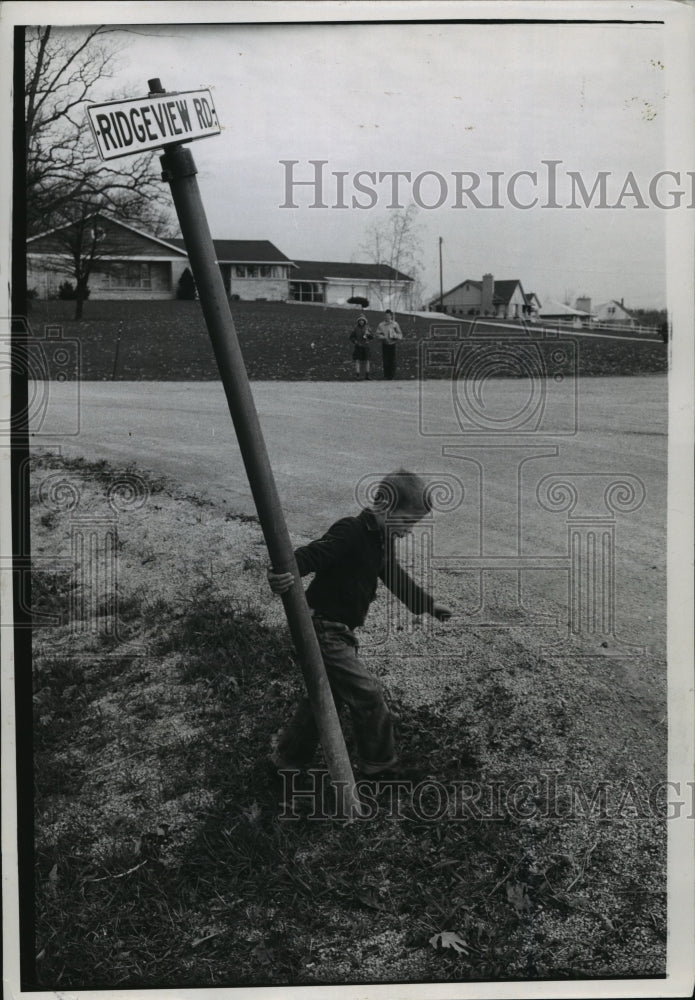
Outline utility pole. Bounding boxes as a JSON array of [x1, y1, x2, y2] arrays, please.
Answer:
[[438, 236, 444, 311]]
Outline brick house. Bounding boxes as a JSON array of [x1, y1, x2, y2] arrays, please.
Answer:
[[169, 238, 294, 301]]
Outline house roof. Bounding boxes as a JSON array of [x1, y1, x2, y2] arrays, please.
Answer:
[[427, 277, 526, 307], [27, 212, 188, 257], [491, 279, 524, 305], [595, 300, 635, 317], [427, 279, 480, 304], [539, 299, 591, 317], [291, 260, 413, 283], [170, 238, 292, 264]]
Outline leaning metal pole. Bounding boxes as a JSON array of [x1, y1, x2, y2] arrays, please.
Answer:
[[154, 85, 362, 820]]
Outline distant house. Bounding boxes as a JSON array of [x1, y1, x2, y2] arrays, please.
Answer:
[[169, 238, 294, 301], [525, 292, 543, 321], [427, 274, 533, 320], [289, 260, 414, 310], [538, 299, 592, 328], [593, 299, 637, 327], [27, 213, 190, 300]]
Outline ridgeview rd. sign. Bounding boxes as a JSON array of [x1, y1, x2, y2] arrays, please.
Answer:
[[83, 78, 364, 818], [86, 88, 220, 161]]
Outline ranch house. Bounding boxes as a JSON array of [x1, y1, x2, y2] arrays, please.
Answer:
[[26, 214, 414, 308], [27, 215, 191, 300], [289, 260, 414, 311], [27, 214, 294, 302], [169, 238, 294, 301]]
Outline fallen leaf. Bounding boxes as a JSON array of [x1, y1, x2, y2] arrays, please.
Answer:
[[251, 943, 274, 965], [243, 802, 261, 822], [429, 930, 469, 954], [506, 881, 532, 913]]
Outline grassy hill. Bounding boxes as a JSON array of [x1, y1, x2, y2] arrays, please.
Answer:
[[28, 299, 667, 381], [31, 453, 666, 987]]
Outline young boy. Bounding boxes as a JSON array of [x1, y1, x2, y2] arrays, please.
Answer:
[[267, 469, 452, 778], [375, 309, 404, 380]]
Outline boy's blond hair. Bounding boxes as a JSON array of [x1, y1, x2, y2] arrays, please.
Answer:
[[372, 469, 432, 516]]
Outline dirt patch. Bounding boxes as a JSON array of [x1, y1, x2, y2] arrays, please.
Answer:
[[29, 453, 667, 989]]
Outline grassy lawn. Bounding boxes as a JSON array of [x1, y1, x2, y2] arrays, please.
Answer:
[[27, 299, 668, 381], [29, 453, 667, 989]]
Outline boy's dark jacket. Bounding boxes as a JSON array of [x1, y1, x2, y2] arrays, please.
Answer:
[[294, 509, 434, 629]]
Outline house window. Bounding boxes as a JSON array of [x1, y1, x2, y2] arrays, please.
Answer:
[[234, 264, 279, 279], [607, 306, 615, 315], [105, 262, 152, 289], [289, 281, 324, 303]]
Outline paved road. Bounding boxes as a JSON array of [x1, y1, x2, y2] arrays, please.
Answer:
[[29, 376, 667, 654]]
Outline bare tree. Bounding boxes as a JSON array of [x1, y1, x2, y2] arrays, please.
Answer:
[[25, 26, 174, 317], [359, 205, 423, 314]]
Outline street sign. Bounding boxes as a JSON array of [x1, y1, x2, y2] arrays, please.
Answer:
[[83, 78, 363, 818], [86, 89, 220, 161]]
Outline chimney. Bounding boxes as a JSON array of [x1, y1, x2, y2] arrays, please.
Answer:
[[576, 296, 592, 314], [481, 273, 494, 314]]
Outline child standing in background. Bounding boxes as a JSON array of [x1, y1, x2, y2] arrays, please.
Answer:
[[349, 316, 374, 380], [375, 309, 404, 380]]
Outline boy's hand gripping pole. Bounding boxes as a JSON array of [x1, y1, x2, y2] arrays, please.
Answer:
[[156, 100, 362, 821]]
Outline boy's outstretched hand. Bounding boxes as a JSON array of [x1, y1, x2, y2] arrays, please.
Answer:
[[432, 604, 453, 621], [267, 569, 295, 595]]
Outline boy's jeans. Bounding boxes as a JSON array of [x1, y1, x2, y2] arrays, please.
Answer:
[[276, 617, 398, 775], [382, 341, 397, 380]]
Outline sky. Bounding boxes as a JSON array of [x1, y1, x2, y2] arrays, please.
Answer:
[[33, 15, 674, 308]]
